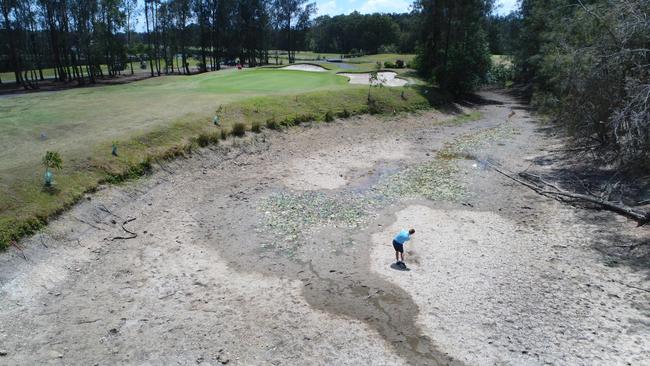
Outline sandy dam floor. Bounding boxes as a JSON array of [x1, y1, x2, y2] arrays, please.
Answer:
[[0, 91, 648, 365]]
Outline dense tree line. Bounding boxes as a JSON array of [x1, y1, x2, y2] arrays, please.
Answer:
[[515, 0, 650, 168], [0, 0, 131, 86], [308, 12, 418, 54], [0, 0, 315, 87], [485, 12, 520, 55], [1, 0, 499, 95], [412, 0, 494, 95]]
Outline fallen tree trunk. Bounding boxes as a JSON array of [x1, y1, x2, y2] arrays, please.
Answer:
[[486, 161, 650, 226]]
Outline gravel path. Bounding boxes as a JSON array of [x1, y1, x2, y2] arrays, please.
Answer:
[[0, 91, 647, 365]]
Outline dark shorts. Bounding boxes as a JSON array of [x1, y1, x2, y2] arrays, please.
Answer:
[[392, 240, 404, 253]]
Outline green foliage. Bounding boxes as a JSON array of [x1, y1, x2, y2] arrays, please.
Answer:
[[197, 134, 211, 147], [42, 151, 63, 170], [251, 121, 262, 133], [42, 151, 63, 187], [486, 62, 515, 87], [324, 110, 335, 122], [266, 117, 280, 130], [384, 61, 397, 68], [220, 129, 228, 140], [309, 13, 405, 54], [485, 13, 522, 55], [367, 98, 381, 114], [231, 123, 246, 137], [368, 63, 381, 101], [414, 0, 493, 95], [516, 0, 650, 166], [338, 108, 351, 118], [196, 132, 220, 147]]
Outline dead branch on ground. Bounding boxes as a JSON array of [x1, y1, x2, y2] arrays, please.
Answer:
[[110, 217, 138, 240], [73, 216, 105, 231], [486, 161, 650, 226]]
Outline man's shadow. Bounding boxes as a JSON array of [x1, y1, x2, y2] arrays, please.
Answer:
[[390, 263, 410, 271]]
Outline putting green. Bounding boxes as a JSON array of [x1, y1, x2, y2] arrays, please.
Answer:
[[0, 68, 350, 175]]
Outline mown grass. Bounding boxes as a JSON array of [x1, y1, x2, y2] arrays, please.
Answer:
[[0, 68, 348, 181], [0, 85, 432, 248], [344, 53, 416, 65]]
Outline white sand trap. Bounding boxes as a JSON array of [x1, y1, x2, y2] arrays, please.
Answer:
[[340, 72, 407, 87], [280, 64, 327, 72]]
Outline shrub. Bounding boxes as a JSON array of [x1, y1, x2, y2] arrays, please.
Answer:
[[42, 151, 63, 170], [266, 117, 279, 130], [231, 122, 246, 137], [281, 117, 294, 127], [486, 63, 514, 87], [384, 61, 397, 69], [42, 151, 63, 187], [395, 59, 405, 68], [324, 111, 335, 122], [338, 108, 351, 118], [220, 129, 228, 140], [251, 121, 262, 133], [196, 132, 219, 147], [197, 133, 211, 147], [367, 99, 382, 114], [294, 114, 314, 124]]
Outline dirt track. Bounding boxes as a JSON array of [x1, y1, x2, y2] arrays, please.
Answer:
[[1, 91, 648, 365]]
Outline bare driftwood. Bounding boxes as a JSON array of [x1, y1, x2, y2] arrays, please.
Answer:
[[111, 217, 137, 241], [486, 161, 650, 226]]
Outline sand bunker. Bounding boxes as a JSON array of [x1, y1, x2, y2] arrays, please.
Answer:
[[339, 72, 407, 87], [280, 64, 327, 72]]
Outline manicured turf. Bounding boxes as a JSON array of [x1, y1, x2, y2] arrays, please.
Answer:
[[0, 68, 346, 173], [0, 61, 432, 247], [345, 53, 416, 65]]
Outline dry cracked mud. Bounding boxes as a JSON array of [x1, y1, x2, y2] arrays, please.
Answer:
[[1, 91, 648, 365]]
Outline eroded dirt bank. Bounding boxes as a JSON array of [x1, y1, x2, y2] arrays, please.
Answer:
[[1, 91, 648, 365]]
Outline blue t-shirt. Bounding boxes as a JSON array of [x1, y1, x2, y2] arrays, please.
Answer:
[[393, 230, 411, 244]]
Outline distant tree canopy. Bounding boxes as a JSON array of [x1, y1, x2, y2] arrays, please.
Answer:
[[0, 0, 301, 86], [308, 12, 409, 54], [1, 0, 498, 98], [273, 0, 315, 63], [515, 0, 650, 168], [485, 12, 521, 55], [0, 1, 430, 88], [412, 0, 494, 95]]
